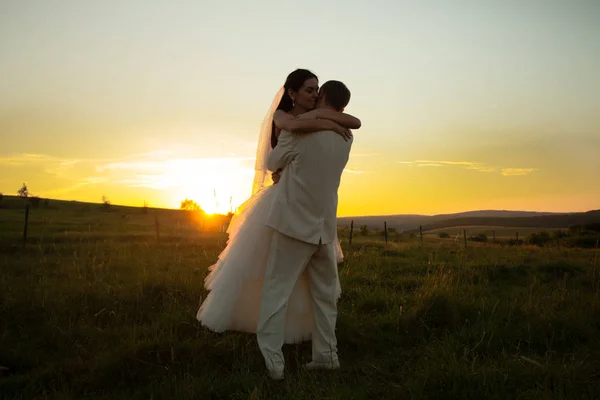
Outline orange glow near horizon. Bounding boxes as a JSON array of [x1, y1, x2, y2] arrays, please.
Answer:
[[1, 150, 598, 218]]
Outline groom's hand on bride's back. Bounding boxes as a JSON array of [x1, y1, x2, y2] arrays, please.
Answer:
[[272, 169, 282, 184]]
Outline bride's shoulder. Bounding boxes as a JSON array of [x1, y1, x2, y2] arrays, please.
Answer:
[[273, 110, 296, 132], [273, 109, 293, 121]]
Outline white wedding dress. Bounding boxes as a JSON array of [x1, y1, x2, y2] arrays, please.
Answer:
[[196, 183, 343, 343]]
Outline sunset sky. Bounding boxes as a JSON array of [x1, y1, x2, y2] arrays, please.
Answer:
[[1, 1, 599, 216]]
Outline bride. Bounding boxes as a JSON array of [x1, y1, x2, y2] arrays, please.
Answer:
[[196, 69, 361, 343]]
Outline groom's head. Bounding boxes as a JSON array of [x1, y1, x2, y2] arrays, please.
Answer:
[[317, 80, 351, 112]]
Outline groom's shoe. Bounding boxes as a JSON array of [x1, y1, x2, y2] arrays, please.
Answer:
[[305, 359, 340, 371], [267, 368, 284, 380]]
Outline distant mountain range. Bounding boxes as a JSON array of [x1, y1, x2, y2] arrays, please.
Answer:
[[337, 210, 600, 232]]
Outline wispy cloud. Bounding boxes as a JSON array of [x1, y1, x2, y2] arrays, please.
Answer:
[[343, 168, 370, 174], [0, 152, 256, 196], [95, 156, 255, 189], [415, 160, 496, 172], [43, 177, 109, 197], [417, 163, 445, 167], [397, 160, 537, 176], [0, 153, 75, 167], [501, 168, 537, 176], [0, 153, 88, 180]]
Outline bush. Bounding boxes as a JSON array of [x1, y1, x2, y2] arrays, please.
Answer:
[[102, 195, 111, 210], [438, 232, 450, 239], [527, 231, 551, 246], [360, 225, 369, 236], [553, 230, 569, 239], [569, 224, 583, 234], [583, 223, 600, 233], [566, 235, 599, 249], [470, 233, 488, 243]]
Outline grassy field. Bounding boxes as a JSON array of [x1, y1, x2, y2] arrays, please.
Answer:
[[424, 226, 565, 239], [1, 205, 600, 399]]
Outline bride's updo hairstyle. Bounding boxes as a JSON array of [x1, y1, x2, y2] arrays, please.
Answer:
[[271, 69, 318, 148]]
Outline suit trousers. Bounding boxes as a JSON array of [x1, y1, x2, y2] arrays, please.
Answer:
[[257, 230, 339, 372]]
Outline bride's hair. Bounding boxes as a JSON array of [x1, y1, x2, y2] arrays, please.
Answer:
[[271, 69, 318, 148]]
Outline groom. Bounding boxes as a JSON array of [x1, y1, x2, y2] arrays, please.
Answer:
[[256, 80, 353, 380]]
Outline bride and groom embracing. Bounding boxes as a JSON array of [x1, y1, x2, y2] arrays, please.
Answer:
[[196, 68, 362, 380]]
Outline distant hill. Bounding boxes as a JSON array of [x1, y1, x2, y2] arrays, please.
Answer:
[[337, 210, 599, 232], [414, 210, 600, 232], [0, 195, 188, 218], [0, 194, 233, 230]]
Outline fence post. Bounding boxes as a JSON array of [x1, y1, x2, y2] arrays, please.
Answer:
[[492, 230, 496, 243], [516, 232, 519, 244], [419, 225, 423, 241], [384, 221, 388, 245], [463, 229, 467, 248], [22, 203, 30, 246], [155, 214, 160, 243], [349, 220, 354, 246]]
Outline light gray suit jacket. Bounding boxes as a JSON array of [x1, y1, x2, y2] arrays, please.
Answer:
[[266, 130, 352, 245]]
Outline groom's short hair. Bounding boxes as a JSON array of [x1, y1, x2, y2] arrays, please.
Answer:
[[320, 80, 351, 111]]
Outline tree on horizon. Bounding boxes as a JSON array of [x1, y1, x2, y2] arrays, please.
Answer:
[[17, 183, 29, 198], [180, 198, 204, 213]]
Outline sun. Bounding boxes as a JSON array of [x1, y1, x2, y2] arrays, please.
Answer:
[[159, 157, 255, 214]]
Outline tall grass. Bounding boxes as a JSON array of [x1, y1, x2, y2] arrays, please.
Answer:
[[1, 208, 599, 399]]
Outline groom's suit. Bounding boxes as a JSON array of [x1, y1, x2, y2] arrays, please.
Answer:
[[257, 128, 352, 373]]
